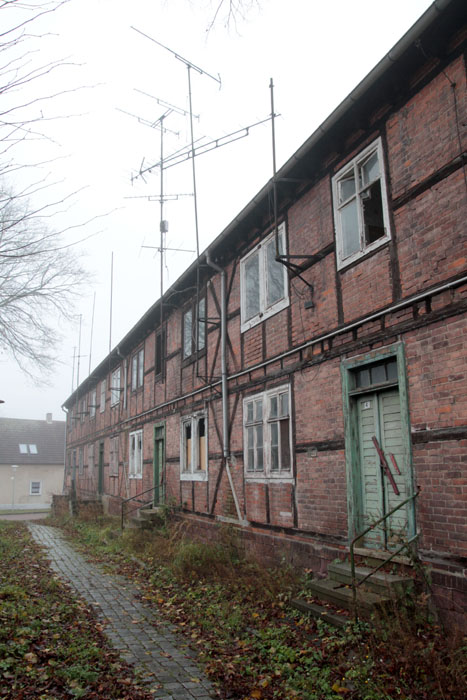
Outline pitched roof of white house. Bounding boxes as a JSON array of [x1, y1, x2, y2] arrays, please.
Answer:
[[0, 418, 65, 466]]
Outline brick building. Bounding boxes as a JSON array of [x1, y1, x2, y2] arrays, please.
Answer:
[[64, 0, 466, 629]]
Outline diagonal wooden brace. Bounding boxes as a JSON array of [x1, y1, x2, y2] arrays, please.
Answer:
[[372, 435, 400, 496]]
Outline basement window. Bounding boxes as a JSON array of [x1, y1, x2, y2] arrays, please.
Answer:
[[30, 481, 41, 495], [243, 385, 293, 480], [332, 138, 391, 269], [240, 224, 289, 332], [180, 413, 207, 481], [19, 444, 38, 454]]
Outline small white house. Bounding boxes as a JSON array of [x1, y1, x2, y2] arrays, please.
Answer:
[[0, 415, 65, 510]]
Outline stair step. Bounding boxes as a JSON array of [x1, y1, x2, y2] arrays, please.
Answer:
[[139, 507, 164, 521], [290, 598, 350, 629], [328, 561, 412, 596], [306, 578, 390, 613]]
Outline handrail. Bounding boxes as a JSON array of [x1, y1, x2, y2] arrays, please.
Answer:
[[350, 489, 420, 620], [121, 485, 159, 530]]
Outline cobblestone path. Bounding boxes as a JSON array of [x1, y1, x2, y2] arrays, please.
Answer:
[[28, 524, 218, 700]]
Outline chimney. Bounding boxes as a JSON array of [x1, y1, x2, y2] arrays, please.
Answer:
[[46, 413, 53, 424]]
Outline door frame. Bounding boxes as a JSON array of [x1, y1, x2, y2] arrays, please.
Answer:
[[153, 422, 165, 507], [341, 342, 416, 545]]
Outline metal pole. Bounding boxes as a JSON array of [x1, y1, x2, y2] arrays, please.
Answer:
[[270, 78, 279, 258]]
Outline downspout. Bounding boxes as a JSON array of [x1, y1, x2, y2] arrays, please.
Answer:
[[205, 252, 244, 523], [61, 404, 69, 497]]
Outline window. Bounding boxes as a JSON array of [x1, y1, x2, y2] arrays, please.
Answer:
[[183, 296, 206, 360], [78, 447, 84, 476], [30, 481, 41, 495], [109, 436, 119, 476], [131, 348, 144, 391], [80, 397, 87, 422], [181, 413, 207, 480], [88, 443, 94, 472], [332, 138, 391, 268], [243, 385, 292, 479], [129, 430, 143, 478], [110, 367, 121, 406], [89, 389, 97, 418], [100, 379, 106, 412], [155, 329, 165, 378], [240, 224, 289, 332], [19, 444, 37, 454]]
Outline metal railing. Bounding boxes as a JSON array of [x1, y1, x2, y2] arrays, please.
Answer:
[[349, 490, 420, 620], [121, 486, 159, 530]]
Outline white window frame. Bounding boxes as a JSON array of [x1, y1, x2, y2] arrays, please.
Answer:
[[243, 384, 293, 482], [99, 379, 106, 412], [109, 436, 119, 476], [180, 412, 208, 481], [110, 367, 121, 406], [129, 429, 143, 479], [131, 347, 144, 391], [332, 138, 391, 269], [88, 443, 94, 472], [240, 223, 289, 333], [89, 389, 97, 418], [30, 481, 41, 495]]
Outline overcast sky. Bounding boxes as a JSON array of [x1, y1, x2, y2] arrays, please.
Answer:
[[0, 0, 434, 422]]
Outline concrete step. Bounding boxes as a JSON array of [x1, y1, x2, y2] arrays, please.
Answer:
[[139, 506, 164, 522], [305, 577, 390, 613], [290, 598, 350, 629], [328, 561, 413, 597]]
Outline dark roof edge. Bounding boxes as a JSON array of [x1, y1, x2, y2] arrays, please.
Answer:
[[63, 0, 454, 408]]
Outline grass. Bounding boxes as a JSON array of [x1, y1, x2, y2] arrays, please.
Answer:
[[50, 513, 467, 700], [0, 521, 153, 700]]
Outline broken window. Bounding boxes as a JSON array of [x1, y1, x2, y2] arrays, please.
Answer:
[[181, 413, 208, 480], [240, 224, 289, 332], [333, 138, 391, 268], [243, 385, 292, 479], [182, 296, 206, 360]]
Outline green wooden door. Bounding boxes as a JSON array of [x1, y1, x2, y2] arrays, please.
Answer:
[[357, 388, 409, 548], [153, 425, 165, 507]]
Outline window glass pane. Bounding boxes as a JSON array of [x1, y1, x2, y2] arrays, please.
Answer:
[[280, 393, 288, 416], [371, 363, 386, 384], [356, 368, 370, 388], [271, 422, 279, 471], [386, 359, 398, 381], [138, 349, 144, 386], [359, 151, 379, 187], [198, 298, 206, 351], [19, 444, 27, 453], [245, 253, 260, 320], [184, 423, 192, 471], [280, 419, 291, 470], [339, 171, 356, 203], [246, 401, 253, 423], [183, 309, 192, 358], [255, 400, 263, 421], [362, 181, 385, 245], [270, 395, 278, 418], [247, 427, 255, 471], [132, 355, 138, 389], [29, 444, 37, 454], [266, 238, 285, 307], [256, 425, 263, 470], [341, 199, 360, 259]]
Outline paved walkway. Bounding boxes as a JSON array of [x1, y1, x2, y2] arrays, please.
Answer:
[[28, 524, 218, 700]]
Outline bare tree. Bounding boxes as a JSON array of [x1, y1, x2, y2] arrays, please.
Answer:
[[0, 1, 90, 378]]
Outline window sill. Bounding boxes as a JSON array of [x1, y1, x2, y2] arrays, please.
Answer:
[[245, 475, 294, 484], [180, 471, 208, 482], [181, 348, 207, 368], [241, 296, 289, 333], [129, 474, 143, 480], [337, 236, 390, 271]]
